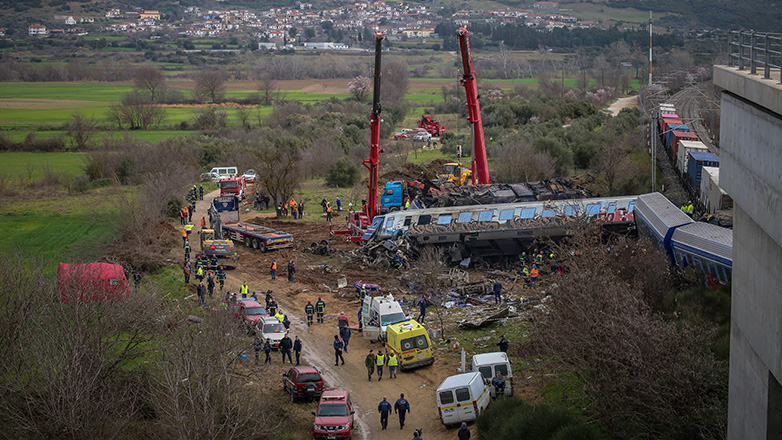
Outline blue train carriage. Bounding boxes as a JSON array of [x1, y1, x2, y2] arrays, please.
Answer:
[[369, 195, 638, 258], [670, 222, 733, 285], [633, 192, 693, 251]]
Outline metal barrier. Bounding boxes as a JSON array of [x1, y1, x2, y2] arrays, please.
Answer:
[[729, 30, 782, 83]]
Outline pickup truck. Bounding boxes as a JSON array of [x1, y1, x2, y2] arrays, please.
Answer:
[[209, 196, 294, 253]]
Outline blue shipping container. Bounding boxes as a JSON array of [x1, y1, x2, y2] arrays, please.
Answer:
[[666, 123, 689, 149], [687, 151, 720, 190]]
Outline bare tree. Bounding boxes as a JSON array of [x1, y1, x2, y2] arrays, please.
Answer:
[[257, 72, 279, 106], [134, 64, 167, 103], [67, 113, 97, 150], [382, 60, 410, 104], [593, 55, 611, 86], [493, 138, 556, 183], [107, 90, 167, 130], [194, 69, 227, 103], [252, 132, 305, 214], [235, 107, 252, 130]]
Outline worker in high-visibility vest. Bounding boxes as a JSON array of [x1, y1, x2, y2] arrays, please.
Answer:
[[376, 351, 386, 381], [270, 259, 277, 280], [274, 310, 284, 323], [315, 297, 326, 323], [196, 265, 204, 282], [181, 229, 188, 247], [387, 352, 399, 379], [184, 224, 194, 238], [240, 283, 249, 297], [530, 265, 539, 288]]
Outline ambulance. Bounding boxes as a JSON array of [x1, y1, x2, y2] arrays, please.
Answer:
[[436, 372, 491, 427], [384, 319, 434, 371]]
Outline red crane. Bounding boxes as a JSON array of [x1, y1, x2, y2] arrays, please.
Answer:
[[361, 31, 385, 224], [456, 27, 490, 185]]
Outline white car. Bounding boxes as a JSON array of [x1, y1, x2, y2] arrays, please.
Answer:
[[242, 169, 258, 183], [258, 316, 287, 349], [413, 132, 432, 141]]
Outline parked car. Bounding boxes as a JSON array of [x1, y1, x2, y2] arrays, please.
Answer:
[[283, 366, 325, 402], [413, 132, 432, 141], [393, 131, 410, 140], [258, 316, 287, 348], [201, 166, 238, 183], [242, 169, 258, 183], [312, 390, 355, 439], [232, 300, 267, 334]]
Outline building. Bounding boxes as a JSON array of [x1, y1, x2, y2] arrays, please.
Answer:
[[402, 28, 434, 37], [65, 16, 76, 25], [713, 32, 782, 440], [140, 10, 160, 20], [28, 23, 47, 36]]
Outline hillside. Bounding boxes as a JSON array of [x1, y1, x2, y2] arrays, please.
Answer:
[[606, 0, 782, 31]]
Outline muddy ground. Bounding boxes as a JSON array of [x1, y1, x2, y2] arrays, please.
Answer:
[[173, 189, 542, 439]]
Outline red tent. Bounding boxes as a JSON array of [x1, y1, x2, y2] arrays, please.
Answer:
[[57, 262, 131, 303]]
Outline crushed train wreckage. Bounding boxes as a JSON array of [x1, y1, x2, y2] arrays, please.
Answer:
[[408, 178, 592, 208]]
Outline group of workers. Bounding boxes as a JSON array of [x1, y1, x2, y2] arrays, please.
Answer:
[[680, 201, 695, 217], [277, 198, 304, 219], [269, 258, 296, 282]]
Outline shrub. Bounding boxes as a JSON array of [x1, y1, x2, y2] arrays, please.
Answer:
[[325, 157, 360, 188], [476, 398, 602, 440], [69, 175, 91, 193]]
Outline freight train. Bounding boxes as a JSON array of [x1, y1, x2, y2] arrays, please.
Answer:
[[634, 192, 732, 286], [657, 103, 733, 218]]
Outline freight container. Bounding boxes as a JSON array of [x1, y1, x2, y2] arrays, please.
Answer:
[[677, 140, 708, 174], [687, 151, 719, 190], [666, 124, 689, 151], [670, 131, 698, 156], [661, 118, 683, 135], [700, 167, 733, 214]]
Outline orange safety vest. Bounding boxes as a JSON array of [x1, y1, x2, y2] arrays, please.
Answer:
[[326, 206, 332, 213], [183, 206, 189, 215], [200, 217, 205, 227], [271, 261, 277, 270], [181, 229, 187, 238], [530, 268, 539, 277]]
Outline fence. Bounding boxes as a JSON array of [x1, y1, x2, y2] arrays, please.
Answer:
[[728, 30, 782, 83]]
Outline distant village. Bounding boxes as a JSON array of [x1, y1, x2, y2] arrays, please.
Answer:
[[19, 1, 595, 50]]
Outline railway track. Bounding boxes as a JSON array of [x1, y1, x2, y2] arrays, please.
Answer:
[[668, 82, 719, 154]]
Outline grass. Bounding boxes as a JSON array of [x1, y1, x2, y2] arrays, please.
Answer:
[[0, 152, 86, 182], [1, 130, 199, 143], [406, 147, 449, 164]]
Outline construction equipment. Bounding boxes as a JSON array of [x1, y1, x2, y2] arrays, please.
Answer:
[[418, 115, 446, 136], [456, 27, 490, 185], [332, 32, 385, 242], [209, 196, 293, 253], [438, 162, 472, 187]]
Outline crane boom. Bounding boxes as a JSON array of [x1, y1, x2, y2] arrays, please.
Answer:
[[456, 27, 490, 185], [361, 32, 384, 222]]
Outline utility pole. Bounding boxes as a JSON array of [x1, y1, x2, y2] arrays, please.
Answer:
[[648, 12, 653, 86]]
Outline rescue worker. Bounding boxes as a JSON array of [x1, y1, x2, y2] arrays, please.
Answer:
[[418, 296, 427, 322], [340, 325, 351, 353], [493, 280, 502, 304], [279, 334, 293, 364], [387, 351, 399, 379], [184, 223, 194, 239], [534, 249, 544, 265], [404, 198, 410, 209], [293, 336, 303, 365], [210, 254, 218, 270], [217, 266, 226, 290], [200, 216, 205, 230], [492, 372, 506, 396], [358, 307, 363, 331], [497, 335, 509, 353], [240, 282, 249, 297], [181, 229, 188, 247], [326, 204, 332, 223], [265, 290, 273, 308], [179, 207, 185, 225], [263, 338, 272, 364], [333, 335, 345, 366], [198, 184, 204, 200], [270, 259, 277, 280], [188, 203, 194, 222], [282, 314, 290, 330], [376, 350, 386, 381], [274, 308, 284, 323], [305, 300, 315, 326], [530, 265, 539, 288], [287, 260, 295, 283], [268, 298, 278, 317], [458, 422, 471, 440], [365, 349, 375, 381], [519, 251, 528, 265], [315, 297, 326, 323], [359, 287, 367, 302], [196, 265, 204, 283], [394, 393, 410, 429], [250, 291, 258, 302], [337, 311, 349, 329], [184, 242, 191, 260], [297, 202, 303, 219], [378, 396, 392, 430]]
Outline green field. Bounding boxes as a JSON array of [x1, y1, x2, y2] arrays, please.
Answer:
[[0, 152, 86, 182]]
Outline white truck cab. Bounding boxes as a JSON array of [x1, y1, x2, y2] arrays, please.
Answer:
[[361, 294, 407, 341], [471, 352, 513, 397]]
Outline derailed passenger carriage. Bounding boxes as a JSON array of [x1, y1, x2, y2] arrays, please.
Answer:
[[369, 195, 638, 259], [634, 192, 732, 286]]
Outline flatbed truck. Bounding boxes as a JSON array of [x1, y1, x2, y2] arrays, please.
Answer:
[[209, 196, 294, 253]]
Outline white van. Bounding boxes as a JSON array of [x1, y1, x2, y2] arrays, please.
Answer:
[[201, 166, 238, 183], [436, 372, 491, 427], [361, 294, 407, 341], [471, 352, 513, 397]]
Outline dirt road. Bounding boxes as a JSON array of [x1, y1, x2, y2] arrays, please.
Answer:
[[186, 191, 470, 440]]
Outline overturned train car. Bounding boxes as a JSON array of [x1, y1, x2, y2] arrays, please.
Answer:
[[367, 195, 638, 259]]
